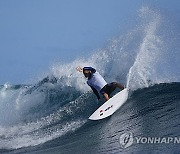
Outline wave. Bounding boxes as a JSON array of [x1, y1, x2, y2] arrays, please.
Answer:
[[0, 6, 180, 150], [0, 83, 91, 149]]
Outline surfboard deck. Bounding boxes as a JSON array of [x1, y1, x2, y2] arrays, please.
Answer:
[[89, 88, 128, 120]]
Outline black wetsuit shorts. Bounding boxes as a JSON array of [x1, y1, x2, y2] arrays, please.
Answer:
[[100, 82, 117, 95]]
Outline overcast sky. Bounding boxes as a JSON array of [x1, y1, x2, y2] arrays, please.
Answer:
[[0, 0, 179, 84]]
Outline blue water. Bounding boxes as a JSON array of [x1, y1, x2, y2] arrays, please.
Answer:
[[0, 6, 180, 154]]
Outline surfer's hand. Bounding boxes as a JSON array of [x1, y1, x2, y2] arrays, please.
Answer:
[[76, 66, 83, 72]]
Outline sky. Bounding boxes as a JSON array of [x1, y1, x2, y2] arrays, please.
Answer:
[[0, 0, 180, 84]]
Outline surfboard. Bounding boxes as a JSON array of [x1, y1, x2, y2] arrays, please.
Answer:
[[89, 88, 128, 120]]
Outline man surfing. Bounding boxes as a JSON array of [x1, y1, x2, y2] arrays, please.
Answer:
[[76, 66, 124, 101]]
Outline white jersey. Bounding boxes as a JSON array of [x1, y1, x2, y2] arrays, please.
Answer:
[[87, 72, 107, 93]]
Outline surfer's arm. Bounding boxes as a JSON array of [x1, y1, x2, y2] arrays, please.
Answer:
[[90, 86, 100, 100], [103, 93, 109, 101]]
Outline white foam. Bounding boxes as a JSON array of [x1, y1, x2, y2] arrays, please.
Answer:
[[0, 119, 86, 149]]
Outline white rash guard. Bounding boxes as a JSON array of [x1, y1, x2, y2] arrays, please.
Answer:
[[87, 71, 107, 94]]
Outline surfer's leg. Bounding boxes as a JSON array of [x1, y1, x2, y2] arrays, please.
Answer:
[[104, 83, 116, 96], [113, 82, 124, 90], [100, 82, 124, 98], [103, 93, 110, 101]]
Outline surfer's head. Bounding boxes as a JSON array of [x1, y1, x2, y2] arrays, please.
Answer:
[[83, 70, 91, 78]]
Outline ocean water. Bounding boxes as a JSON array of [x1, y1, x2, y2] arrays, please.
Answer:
[[0, 6, 180, 154]]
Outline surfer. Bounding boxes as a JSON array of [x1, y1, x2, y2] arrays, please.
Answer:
[[76, 66, 124, 101]]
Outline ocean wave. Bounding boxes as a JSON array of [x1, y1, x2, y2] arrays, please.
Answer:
[[0, 6, 180, 150]]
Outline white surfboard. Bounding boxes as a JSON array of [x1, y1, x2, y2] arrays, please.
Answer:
[[89, 88, 128, 120]]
